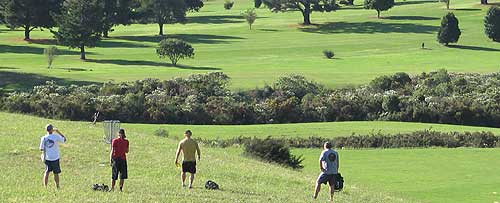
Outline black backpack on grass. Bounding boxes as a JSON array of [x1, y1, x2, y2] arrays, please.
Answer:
[[334, 173, 344, 191], [92, 183, 109, 192], [205, 180, 220, 190]]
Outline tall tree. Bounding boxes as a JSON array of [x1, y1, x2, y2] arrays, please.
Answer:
[[102, 0, 135, 38], [484, 6, 500, 42], [437, 12, 461, 46], [2, 0, 62, 40], [364, 0, 394, 18], [262, 0, 338, 25], [52, 0, 105, 60], [139, 0, 187, 36]]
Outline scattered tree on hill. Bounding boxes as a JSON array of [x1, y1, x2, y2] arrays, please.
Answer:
[[437, 12, 461, 46], [2, 0, 63, 40], [484, 6, 500, 42], [364, 0, 395, 18], [185, 0, 204, 11], [139, 0, 187, 36], [52, 0, 105, 60], [44, 46, 58, 69], [262, 0, 338, 25], [224, 0, 234, 10], [102, 0, 136, 38], [242, 8, 257, 30], [156, 38, 194, 66]]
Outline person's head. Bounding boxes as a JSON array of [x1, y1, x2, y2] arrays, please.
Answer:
[[118, 129, 126, 138], [184, 130, 192, 138], [46, 124, 53, 134], [324, 142, 332, 150]]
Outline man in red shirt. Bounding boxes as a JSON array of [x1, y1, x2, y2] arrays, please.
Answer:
[[110, 129, 129, 191]]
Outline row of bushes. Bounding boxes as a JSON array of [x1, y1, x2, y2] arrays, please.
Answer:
[[196, 130, 499, 149], [1, 70, 500, 127]]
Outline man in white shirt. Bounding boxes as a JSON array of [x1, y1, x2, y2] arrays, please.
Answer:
[[39, 124, 67, 189]]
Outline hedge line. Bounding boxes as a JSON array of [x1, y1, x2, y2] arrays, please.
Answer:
[[196, 130, 499, 149]]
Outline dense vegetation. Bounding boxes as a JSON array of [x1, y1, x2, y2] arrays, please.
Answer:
[[1, 70, 499, 127], [244, 138, 304, 169], [198, 130, 499, 149]]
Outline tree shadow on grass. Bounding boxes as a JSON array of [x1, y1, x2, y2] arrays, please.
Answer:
[[300, 21, 439, 34], [448, 45, 500, 52], [115, 34, 245, 44], [395, 0, 437, 6], [86, 59, 221, 70], [27, 38, 150, 48], [0, 44, 92, 55], [451, 8, 482, 11], [187, 15, 244, 24], [0, 71, 98, 91], [383, 16, 440, 20], [0, 67, 19, 70]]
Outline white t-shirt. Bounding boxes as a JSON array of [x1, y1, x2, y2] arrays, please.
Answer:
[[39, 134, 65, 161]]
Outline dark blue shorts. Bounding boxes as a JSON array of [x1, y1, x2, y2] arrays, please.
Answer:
[[182, 161, 196, 174], [45, 159, 61, 174], [317, 173, 337, 186], [112, 158, 128, 180]]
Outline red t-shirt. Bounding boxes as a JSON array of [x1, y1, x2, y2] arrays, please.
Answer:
[[112, 137, 129, 160]]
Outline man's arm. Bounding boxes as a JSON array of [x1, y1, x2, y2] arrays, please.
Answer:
[[175, 143, 182, 165], [319, 160, 324, 171], [54, 129, 66, 142], [196, 143, 201, 161], [336, 153, 340, 170], [109, 141, 114, 165], [126, 141, 129, 153], [39, 137, 45, 151]]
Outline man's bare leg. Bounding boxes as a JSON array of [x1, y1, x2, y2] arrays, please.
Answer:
[[313, 183, 321, 199], [43, 171, 49, 187], [119, 179, 125, 191], [329, 184, 335, 202], [54, 173, 60, 189], [189, 173, 195, 189], [181, 172, 187, 187], [111, 179, 116, 191]]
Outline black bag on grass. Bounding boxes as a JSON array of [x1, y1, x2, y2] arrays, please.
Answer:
[[92, 183, 109, 192], [205, 180, 220, 190], [334, 173, 344, 191]]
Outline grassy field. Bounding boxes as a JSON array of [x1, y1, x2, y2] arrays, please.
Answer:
[[1, 112, 500, 202], [1, 0, 500, 90]]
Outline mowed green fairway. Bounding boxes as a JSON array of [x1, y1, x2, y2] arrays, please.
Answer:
[[2, 112, 500, 202], [1, 0, 500, 90]]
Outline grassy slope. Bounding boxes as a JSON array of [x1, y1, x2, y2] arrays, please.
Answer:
[[0, 112, 407, 203], [1, 0, 500, 90], [2, 112, 500, 202]]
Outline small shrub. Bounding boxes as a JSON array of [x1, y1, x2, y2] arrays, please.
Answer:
[[154, 128, 169, 137], [323, 50, 334, 59], [224, 0, 234, 10], [242, 8, 257, 30], [156, 38, 195, 66], [244, 137, 303, 169], [44, 46, 59, 69]]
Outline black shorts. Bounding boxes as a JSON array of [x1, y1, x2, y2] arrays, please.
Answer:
[[182, 161, 196, 174], [317, 173, 337, 186], [45, 159, 61, 174], [112, 158, 128, 180]]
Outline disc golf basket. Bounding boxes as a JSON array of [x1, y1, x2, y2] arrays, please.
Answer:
[[103, 120, 120, 144]]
